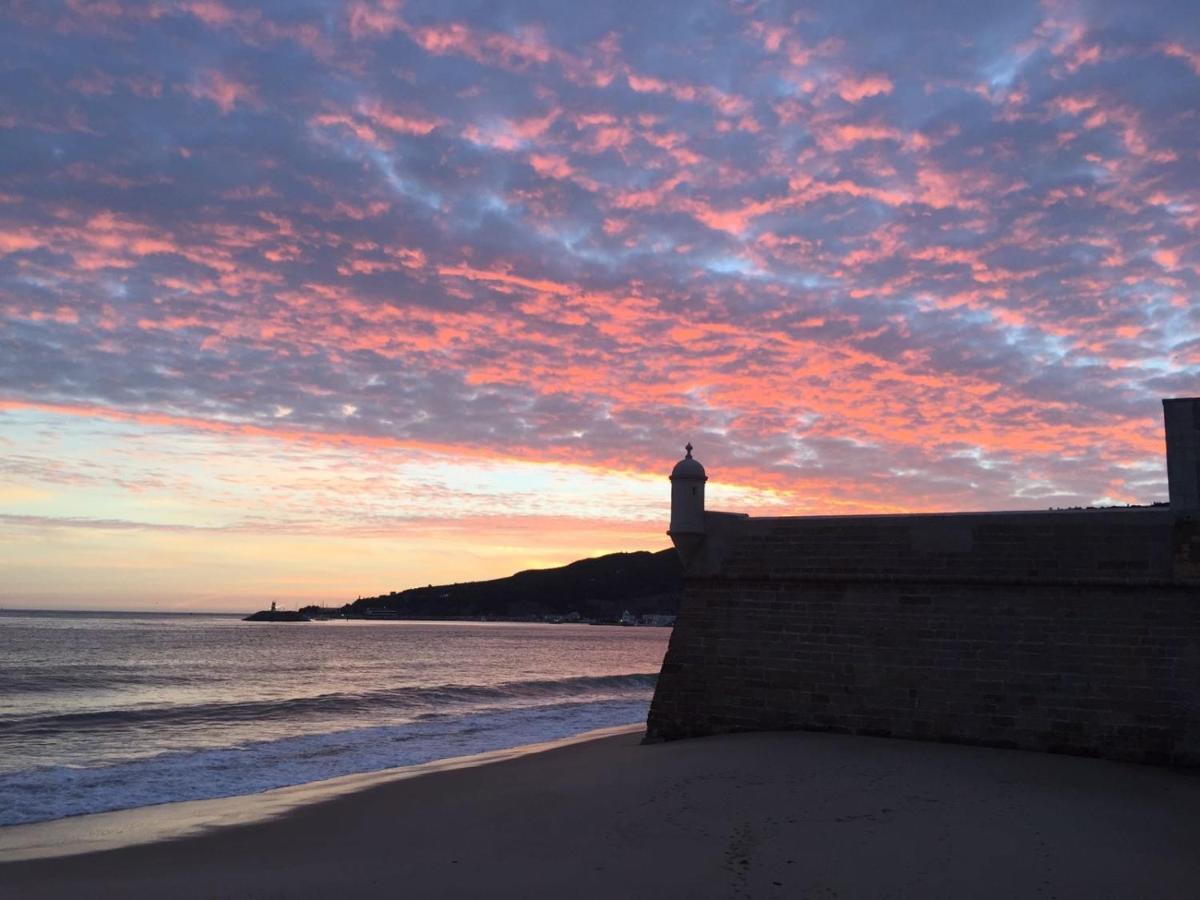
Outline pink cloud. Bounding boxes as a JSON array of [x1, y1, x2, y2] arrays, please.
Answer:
[[1161, 41, 1200, 75], [186, 70, 257, 114], [310, 113, 386, 148], [817, 122, 925, 152], [346, 0, 406, 38], [528, 153, 574, 179], [627, 72, 668, 94], [182, 0, 239, 27], [0, 231, 42, 253], [437, 264, 574, 296], [683, 197, 786, 236], [836, 73, 893, 103], [357, 99, 441, 135], [1152, 248, 1180, 270], [915, 165, 981, 211], [408, 21, 552, 69]]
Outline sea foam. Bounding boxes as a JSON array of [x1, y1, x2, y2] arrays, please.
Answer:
[[0, 699, 650, 826]]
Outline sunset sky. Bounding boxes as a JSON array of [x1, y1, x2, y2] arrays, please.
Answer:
[[2, 1, 1198, 610]]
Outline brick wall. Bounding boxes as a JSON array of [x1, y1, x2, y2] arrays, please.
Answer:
[[646, 509, 1200, 765]]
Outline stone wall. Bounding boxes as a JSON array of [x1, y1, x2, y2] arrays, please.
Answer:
[[646, 508, 1200, 765]]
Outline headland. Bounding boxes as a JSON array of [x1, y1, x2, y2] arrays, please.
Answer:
[[243, 608, 310, 622]]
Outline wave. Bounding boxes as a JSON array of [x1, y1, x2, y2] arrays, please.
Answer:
[[0, 699, 650, 826], [0, 667, 201, 693], [0, 673, 658, 734]]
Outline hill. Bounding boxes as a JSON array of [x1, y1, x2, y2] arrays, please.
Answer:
[[304, 549, 683, 623]]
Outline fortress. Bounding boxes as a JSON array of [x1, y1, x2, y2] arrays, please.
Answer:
[[647, 399, 1200, 766]]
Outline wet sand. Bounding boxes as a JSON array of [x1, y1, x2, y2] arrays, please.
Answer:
[[2, 729, 1199, 898]]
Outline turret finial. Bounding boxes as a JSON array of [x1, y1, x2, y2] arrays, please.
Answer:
[[685, 442, 693, 458]]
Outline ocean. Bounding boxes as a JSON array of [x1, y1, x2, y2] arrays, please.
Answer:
[[0, 611, 670, 826]]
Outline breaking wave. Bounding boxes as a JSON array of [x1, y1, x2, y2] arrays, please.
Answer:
[[0, 698, 652, 826]]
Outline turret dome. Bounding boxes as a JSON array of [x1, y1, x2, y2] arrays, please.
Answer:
[[670, 443, 707, 480]]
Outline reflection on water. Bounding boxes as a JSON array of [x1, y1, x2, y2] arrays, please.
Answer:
[[0, 611, 670, 824]]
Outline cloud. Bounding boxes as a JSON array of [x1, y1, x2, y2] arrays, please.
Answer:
[[1, 0, 1199, 605], [184, 70, 258, 114], [836, 74, 894, 103]]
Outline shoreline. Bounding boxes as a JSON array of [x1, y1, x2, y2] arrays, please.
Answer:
[[3, 728, 1200, 898], [0, 723, 644, 863]]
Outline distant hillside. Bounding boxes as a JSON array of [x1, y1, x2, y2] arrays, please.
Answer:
[[309, 549, 683, 622]]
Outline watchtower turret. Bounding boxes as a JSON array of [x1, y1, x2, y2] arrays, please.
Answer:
[[668, 443, 707, 565]]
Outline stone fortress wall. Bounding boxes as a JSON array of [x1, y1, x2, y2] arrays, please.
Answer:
[[646, 399, 1200, 765]]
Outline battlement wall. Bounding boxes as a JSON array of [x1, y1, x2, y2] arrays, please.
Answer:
[[646, 508, 1200, 765]]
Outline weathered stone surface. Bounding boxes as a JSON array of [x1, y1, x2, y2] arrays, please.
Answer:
[[647, 509, 1200, 766]]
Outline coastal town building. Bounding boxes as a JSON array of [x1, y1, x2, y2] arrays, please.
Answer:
[[648, 398, 1200, 765]]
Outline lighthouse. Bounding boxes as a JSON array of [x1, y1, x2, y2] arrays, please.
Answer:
[[668, 443, 707, 565]]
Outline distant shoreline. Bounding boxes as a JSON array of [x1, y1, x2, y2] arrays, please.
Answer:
[[0, 608, 245, 617], [0, 609, 668, 625]]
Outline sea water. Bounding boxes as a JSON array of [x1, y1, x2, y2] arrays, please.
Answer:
[[0, 611, 670, 826]]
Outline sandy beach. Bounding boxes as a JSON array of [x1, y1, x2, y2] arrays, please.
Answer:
[[2, 729, 1199, 899]]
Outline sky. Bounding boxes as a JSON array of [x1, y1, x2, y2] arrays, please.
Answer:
[[1, 0, 1198, 610]]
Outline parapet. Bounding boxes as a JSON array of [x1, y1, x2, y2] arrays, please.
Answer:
[[682, 505, 1199, 587]]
